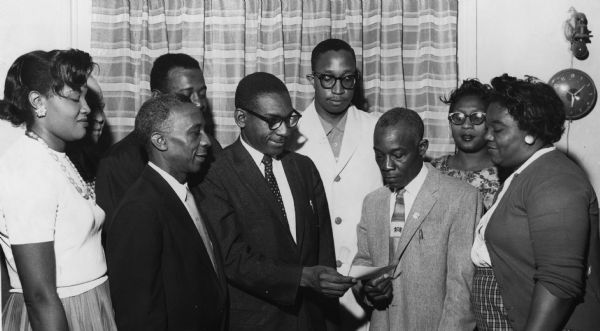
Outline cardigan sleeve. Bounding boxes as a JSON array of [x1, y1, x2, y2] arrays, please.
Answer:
[[526, 171, 591, 299]]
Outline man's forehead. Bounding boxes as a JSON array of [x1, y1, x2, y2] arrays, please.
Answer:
[[168, 67, 205, 84], [254, 92, 292, 113]]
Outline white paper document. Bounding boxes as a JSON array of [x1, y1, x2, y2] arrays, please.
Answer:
[[347, 264, 397, 280]]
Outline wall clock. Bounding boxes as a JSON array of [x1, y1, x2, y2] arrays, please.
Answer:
[[548, 68, 597, 120]]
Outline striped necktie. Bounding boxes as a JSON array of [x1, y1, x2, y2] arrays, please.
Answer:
[[389, 189, 406, 264]]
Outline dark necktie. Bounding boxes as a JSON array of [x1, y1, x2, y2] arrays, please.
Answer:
[[389, 189, 406, 264], [261, 155, 288, 222]]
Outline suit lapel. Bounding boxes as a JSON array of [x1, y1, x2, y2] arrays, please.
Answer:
[[145, 167, 221, 284], [281, 154, 306, 252], [334, 107, 360, 175], [375, 188, 393, 265], [192, 186, 229, 295], [297, 103, 336, 169], [230, 140, 298, 248], [392, 168, 439, 273]]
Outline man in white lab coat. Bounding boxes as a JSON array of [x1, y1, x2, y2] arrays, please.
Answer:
[[289, 39, 382, 331]]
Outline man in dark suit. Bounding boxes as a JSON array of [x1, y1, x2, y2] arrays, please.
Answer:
[[106, 94, 228, 331], [198, 72, 356, 331], [96, 53, 221, 230]]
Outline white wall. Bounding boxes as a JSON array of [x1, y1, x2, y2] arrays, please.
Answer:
[[460, 0, 600, 191], [0, 0, 91, 94]]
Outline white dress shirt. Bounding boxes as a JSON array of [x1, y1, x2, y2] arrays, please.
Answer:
[[148, 162, 217, 269], [471, 147, 556, 267], [240, 138, 297, 242], [388, 163, 429, 221]]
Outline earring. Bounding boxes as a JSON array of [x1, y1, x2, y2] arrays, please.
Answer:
[[35, 105, 47, 118], [524, 135, 535, 145]]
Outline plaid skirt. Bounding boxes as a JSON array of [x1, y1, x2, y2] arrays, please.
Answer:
[[471, 266, 513, 331], [2, 280, 117, 331]]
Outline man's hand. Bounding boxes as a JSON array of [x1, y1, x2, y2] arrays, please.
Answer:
[[301, 265, 356, 298], [363, 273, 393, 309]]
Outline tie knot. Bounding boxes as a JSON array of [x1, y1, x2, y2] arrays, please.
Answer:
[[396, 188, 406, 200], [262, 154, 273, 166], [185, 186, 193, 202]]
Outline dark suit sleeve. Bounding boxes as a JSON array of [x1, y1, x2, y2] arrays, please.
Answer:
[[106, 202, 167, 331], [199, 169, 303, 306], [96, 154, 138, 227]]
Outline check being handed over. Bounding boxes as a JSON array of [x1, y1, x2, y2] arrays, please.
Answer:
[[347, 264, 397, 281]]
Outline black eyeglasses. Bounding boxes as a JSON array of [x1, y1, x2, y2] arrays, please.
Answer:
[[307, 72, 358, 90], [241, 108, 302, 130], [448, 112, 486, 125]]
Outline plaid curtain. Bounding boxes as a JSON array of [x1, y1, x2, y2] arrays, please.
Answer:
[[91, 0, 457, 156]]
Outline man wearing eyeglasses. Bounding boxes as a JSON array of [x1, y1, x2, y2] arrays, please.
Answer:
[[198, 72, 356, 331], [289, 38, 382, 331]]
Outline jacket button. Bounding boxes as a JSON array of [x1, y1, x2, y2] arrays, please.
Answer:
[[336, 260, 342, 268], [335, 217, 342, 225], [334, 175, 341, 182]]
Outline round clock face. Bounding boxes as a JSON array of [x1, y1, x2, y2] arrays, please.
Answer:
[[549, 69, 597, 120]]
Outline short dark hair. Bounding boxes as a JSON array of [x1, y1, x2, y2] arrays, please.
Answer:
[[489, 74, 565, 144], [235, 72, 289, 111], [441, 78, 492, 113], [376, 107, 424, 143], [150, 53, 201, 93], [311, 39, 356, 71], [3, 49, 94, 127], [134, 94, 192, 148]]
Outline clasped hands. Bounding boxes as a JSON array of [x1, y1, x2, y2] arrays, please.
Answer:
[[361, 273, 393, 309], [300, 265, 356, 298]]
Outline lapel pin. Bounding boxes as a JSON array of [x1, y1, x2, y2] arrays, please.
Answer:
[[413, 212, 420, 219]]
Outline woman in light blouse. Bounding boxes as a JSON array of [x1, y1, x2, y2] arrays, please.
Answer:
[[0, 49, 117, 331], [471, 74, 600, 331]]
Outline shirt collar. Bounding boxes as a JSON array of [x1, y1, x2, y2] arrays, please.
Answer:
[[148, 161, 188, 201], [402, 162, 428, 196], [240, 136, 272, 168], [318, 110, 348, 136]]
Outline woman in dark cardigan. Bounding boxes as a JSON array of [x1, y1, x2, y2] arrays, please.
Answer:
[[470, 74, 600, 331]]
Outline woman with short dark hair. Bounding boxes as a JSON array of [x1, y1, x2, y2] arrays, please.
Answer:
[[0, 49, 117, 331], [431, 79, 500, 211], [471, 74, 600, 330]]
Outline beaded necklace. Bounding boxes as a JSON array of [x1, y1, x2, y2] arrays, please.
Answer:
[[25, 131, 95, 201]]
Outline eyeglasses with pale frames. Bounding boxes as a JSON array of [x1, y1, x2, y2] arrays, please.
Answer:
[[240, 108, 302, 130], [448, 112, 486, 126]]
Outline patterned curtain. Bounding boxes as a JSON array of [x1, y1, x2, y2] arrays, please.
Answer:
[[91, 0, 457, 156]]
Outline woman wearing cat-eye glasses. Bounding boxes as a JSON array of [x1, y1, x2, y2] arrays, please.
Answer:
[[430, 79, 501, 211]]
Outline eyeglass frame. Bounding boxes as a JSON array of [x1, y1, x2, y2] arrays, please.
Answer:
[[306, 72, 359, 90], [448, 111, 487, 126], [239, 107, 302, 130]]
